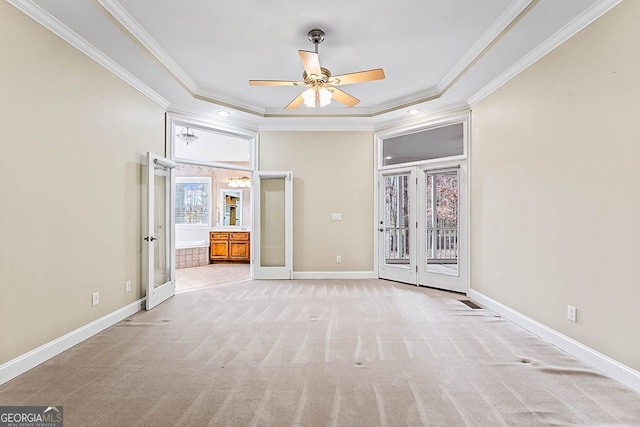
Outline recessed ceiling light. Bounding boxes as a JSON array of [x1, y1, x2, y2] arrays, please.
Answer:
[[217, 110, 231, 117], [407, 109, 420, 115]]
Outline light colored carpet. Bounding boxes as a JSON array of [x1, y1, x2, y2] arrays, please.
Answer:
[[1, 279, 639, 426]]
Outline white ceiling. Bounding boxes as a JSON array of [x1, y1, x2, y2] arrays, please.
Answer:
[[16, 0, 619, 129]]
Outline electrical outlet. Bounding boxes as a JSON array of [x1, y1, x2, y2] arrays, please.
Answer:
[[336, 255, 342, 263], [331, 213, 342, 221], [92, 292, 100, 306], [125, 280, 131, 292], [567, 305, 577, 322]]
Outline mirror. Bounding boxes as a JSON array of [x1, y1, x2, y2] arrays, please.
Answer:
[[221, 190, 242, 226]]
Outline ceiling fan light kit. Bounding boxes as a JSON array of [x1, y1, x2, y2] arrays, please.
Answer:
[[249, 29, 385, 109]]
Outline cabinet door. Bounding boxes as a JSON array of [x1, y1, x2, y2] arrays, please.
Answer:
[[229, 241, 250, 260], [210, 240, 229, 260]]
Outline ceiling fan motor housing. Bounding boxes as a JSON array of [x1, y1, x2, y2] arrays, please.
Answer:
[[303, 67, 331, 84]]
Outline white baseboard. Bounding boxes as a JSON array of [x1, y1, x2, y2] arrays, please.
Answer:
[[0, 298, 145, 386], [468, 289, 640, 394], [292, 271, 376, 280]]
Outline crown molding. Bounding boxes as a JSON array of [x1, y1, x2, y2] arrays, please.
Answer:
[[369, 87, 442, 116], [263, 106, 372, 117], [367, 0, 533, 116], [193, 88, 267, 116], [438, 0, 534, 93], [468, 0, 623, 106], [7, 0, 170, 109], [374, 102, 470, 135], [91, 0, 538, 118], [258, 122, 376, 132], [167, 105, 258, 136], [96, 0, 269, 116], [97, 0, 197, 91]]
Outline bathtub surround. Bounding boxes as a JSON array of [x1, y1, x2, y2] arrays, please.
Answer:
[[175, 246, 209, 269]]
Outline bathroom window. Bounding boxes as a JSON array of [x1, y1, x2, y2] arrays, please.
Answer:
[[176, 177, 211, 226]]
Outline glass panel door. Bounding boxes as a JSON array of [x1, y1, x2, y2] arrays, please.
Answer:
[[418, 165, 467, 293], [252, 171, 292, 279], [426, 170, 459, 276], [378, 169, 416, 284], [146, 153, 176, 310]]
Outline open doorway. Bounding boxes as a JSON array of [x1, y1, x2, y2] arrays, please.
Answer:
[[170, 123, 255, 293]]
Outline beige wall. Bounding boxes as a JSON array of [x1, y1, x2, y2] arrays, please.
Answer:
[[471, 1, 640, 371], [259, 132, 374, 272], [0, 2, 165, 364]]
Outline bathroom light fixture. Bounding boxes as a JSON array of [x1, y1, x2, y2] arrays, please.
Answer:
[[217, 110, 231, 117], [302, 87, 332, 108], [176, 127, 198, 145], [407, 109, 420, 115], [228, 177, 251, 188]]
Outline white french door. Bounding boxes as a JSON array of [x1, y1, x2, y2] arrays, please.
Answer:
[[145, 152, 176, 310], [251, 171, 293, 279], [378, 168, 417, 284], [417, 165, 467, 292], [378, 162, 467, 293]]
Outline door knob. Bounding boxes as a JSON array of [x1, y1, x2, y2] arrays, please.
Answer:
[[378, 228, 384, 232]]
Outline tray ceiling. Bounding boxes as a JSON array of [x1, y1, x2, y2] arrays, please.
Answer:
[[14, 0, 620, 127]]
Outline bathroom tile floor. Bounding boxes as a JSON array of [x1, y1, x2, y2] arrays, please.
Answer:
[[175, 263, 250, 293]]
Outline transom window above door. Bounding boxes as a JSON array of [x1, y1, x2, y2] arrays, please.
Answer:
[[383, 123, 464, 166], [174, 126, 252, 169]]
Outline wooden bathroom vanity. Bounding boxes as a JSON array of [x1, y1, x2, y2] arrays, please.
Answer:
[[210, 231, 250, 262]]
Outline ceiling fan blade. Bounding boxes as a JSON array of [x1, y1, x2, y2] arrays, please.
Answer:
[[285, 92, 305, 110], [298, 50, 321, 78], [249, 80, 304, 86], [331, 88, 360, 107], [330, 68, 385, 86]]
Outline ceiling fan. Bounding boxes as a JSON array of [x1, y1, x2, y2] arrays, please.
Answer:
[[249, 29, 385, 109]]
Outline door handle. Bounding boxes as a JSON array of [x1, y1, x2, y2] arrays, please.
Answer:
[[378, 228, 384, 232], [144, 236, 158, 242]]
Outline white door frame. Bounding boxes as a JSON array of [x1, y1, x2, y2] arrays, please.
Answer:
[[145, 152, 177, 310], [251, 171, 293, 279]]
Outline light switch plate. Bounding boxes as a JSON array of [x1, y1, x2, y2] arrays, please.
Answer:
[[331, 213, 342, 221]]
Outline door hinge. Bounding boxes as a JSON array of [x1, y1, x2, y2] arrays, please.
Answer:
[[416, 221, 418, 228], [416, 265, 418, 272]]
